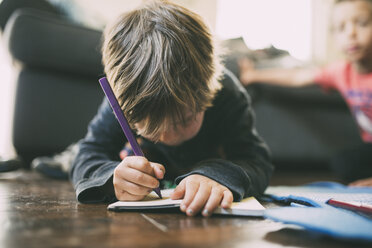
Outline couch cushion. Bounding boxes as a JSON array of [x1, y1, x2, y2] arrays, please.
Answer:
[[0, 0, 61, 32], [4, 8, 103, 77], [251, 84, 364, 168], [12, 68, 103, 162]]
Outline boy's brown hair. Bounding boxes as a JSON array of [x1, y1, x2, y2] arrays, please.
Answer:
[[102, 0, 223, 141], [335, 0, 372, 3]]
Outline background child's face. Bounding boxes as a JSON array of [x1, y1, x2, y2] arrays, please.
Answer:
[[332, 0, 372, 63], [135, 112, 205, 146]]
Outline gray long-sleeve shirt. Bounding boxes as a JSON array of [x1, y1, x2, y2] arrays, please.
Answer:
[[71, 70, 274, 203]]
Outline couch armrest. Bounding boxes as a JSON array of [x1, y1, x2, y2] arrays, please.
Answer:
[[4, 8, 103, 77], [253, 84, 347, 108]]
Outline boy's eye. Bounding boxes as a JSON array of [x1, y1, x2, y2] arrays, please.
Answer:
[[172, 115, 195, 127], [357, 18, 370, 27], [334, 23, 345, 33]]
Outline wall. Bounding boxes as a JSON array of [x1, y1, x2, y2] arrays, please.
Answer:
[[50, 0, 217, 31], [0, 38, 17, 157], [311, 0, 343, 65]]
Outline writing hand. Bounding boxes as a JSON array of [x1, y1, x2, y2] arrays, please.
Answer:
[[113, 156, 165, 201]]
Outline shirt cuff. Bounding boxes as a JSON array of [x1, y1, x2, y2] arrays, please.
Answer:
[[75, 162, 118, 203]]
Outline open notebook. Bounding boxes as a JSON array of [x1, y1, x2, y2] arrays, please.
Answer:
[[108, 189, 265, 216]]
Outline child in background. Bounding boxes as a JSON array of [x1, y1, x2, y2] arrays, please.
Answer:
[[71, 1, 273, 217], [239, 0, 372, 186]]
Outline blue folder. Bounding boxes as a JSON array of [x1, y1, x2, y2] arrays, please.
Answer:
[[264, 206, 372, 242], [263, 182, 372, 242]]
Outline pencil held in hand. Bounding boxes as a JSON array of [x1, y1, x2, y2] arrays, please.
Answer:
[[99, 77, 162, 199]]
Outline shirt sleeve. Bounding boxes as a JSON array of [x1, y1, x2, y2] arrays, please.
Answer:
[[313, 63, 343, 90], [175, 71, 274, 201], [71, 99, 126, 203]]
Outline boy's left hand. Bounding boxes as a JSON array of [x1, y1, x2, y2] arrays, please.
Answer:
[[171, 174, 233, 217], [349, 177, 372, 187]]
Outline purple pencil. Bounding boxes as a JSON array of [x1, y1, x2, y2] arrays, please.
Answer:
[[99, 77, 162, 199]]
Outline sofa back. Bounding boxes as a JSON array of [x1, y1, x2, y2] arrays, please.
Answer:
[[4, 9, 104, 163]]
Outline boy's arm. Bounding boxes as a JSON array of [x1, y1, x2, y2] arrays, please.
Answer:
[[71, 99, 126, 203], [239, 58, 319, 87]]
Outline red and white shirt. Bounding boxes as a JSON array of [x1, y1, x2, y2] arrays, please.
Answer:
[[315, 62, 372, 143]]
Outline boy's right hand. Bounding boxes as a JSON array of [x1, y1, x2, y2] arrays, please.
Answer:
[[113, 156, 165, 201]]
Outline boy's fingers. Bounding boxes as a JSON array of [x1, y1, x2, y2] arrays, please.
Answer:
[[348, 181, 360, 186], [123, 157, 165, 179], [202, 188, 224, 217], [221, 190, 233, 209], [123, 156, 148, 171], [120, 166, 159, 189], [119, 180, 153, 196], [151, 163, 165, 179], [349, 177, 372, 187], [124, 156, 154, 175], [171, 180, 186, 200], [115, 189, 146, 201], [181, 180, 200, 214], [186, 184, 211, 216]]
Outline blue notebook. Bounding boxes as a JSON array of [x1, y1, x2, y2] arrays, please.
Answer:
[[263, 182, 372, 242]]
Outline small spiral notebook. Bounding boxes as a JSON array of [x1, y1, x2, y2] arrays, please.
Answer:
[[108, 189, 265, 216]]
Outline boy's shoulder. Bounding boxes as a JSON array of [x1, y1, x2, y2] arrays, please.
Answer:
[[315, 61, 351, 85], [322, 61, 350, 74]]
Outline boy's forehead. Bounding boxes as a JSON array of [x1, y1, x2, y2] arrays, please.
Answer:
[[332, 0, 372, 23], [137, 110, 195, 126], [333, 0, 372, 15]]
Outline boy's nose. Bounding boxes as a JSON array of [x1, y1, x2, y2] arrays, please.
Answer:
[[158, 129, 180, 145], [345, 22, 357, 37], [159, 131, 172, 143]]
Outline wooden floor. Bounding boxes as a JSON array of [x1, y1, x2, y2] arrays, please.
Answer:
[[0, 170, 368, 248]]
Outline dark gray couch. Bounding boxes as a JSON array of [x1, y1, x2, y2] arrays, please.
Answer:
[[3, 8, 104, 164], [222, 38, 364, 169]]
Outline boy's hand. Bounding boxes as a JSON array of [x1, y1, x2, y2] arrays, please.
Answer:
[[238, 57, 256, 86], [171, 174, 233, 217], [349, 177, 372, 187], [113, 156, 165, 201]]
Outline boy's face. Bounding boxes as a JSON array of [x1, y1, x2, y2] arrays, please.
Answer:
[[332, 0, 372, 62], [135, 112, 205, 146]]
